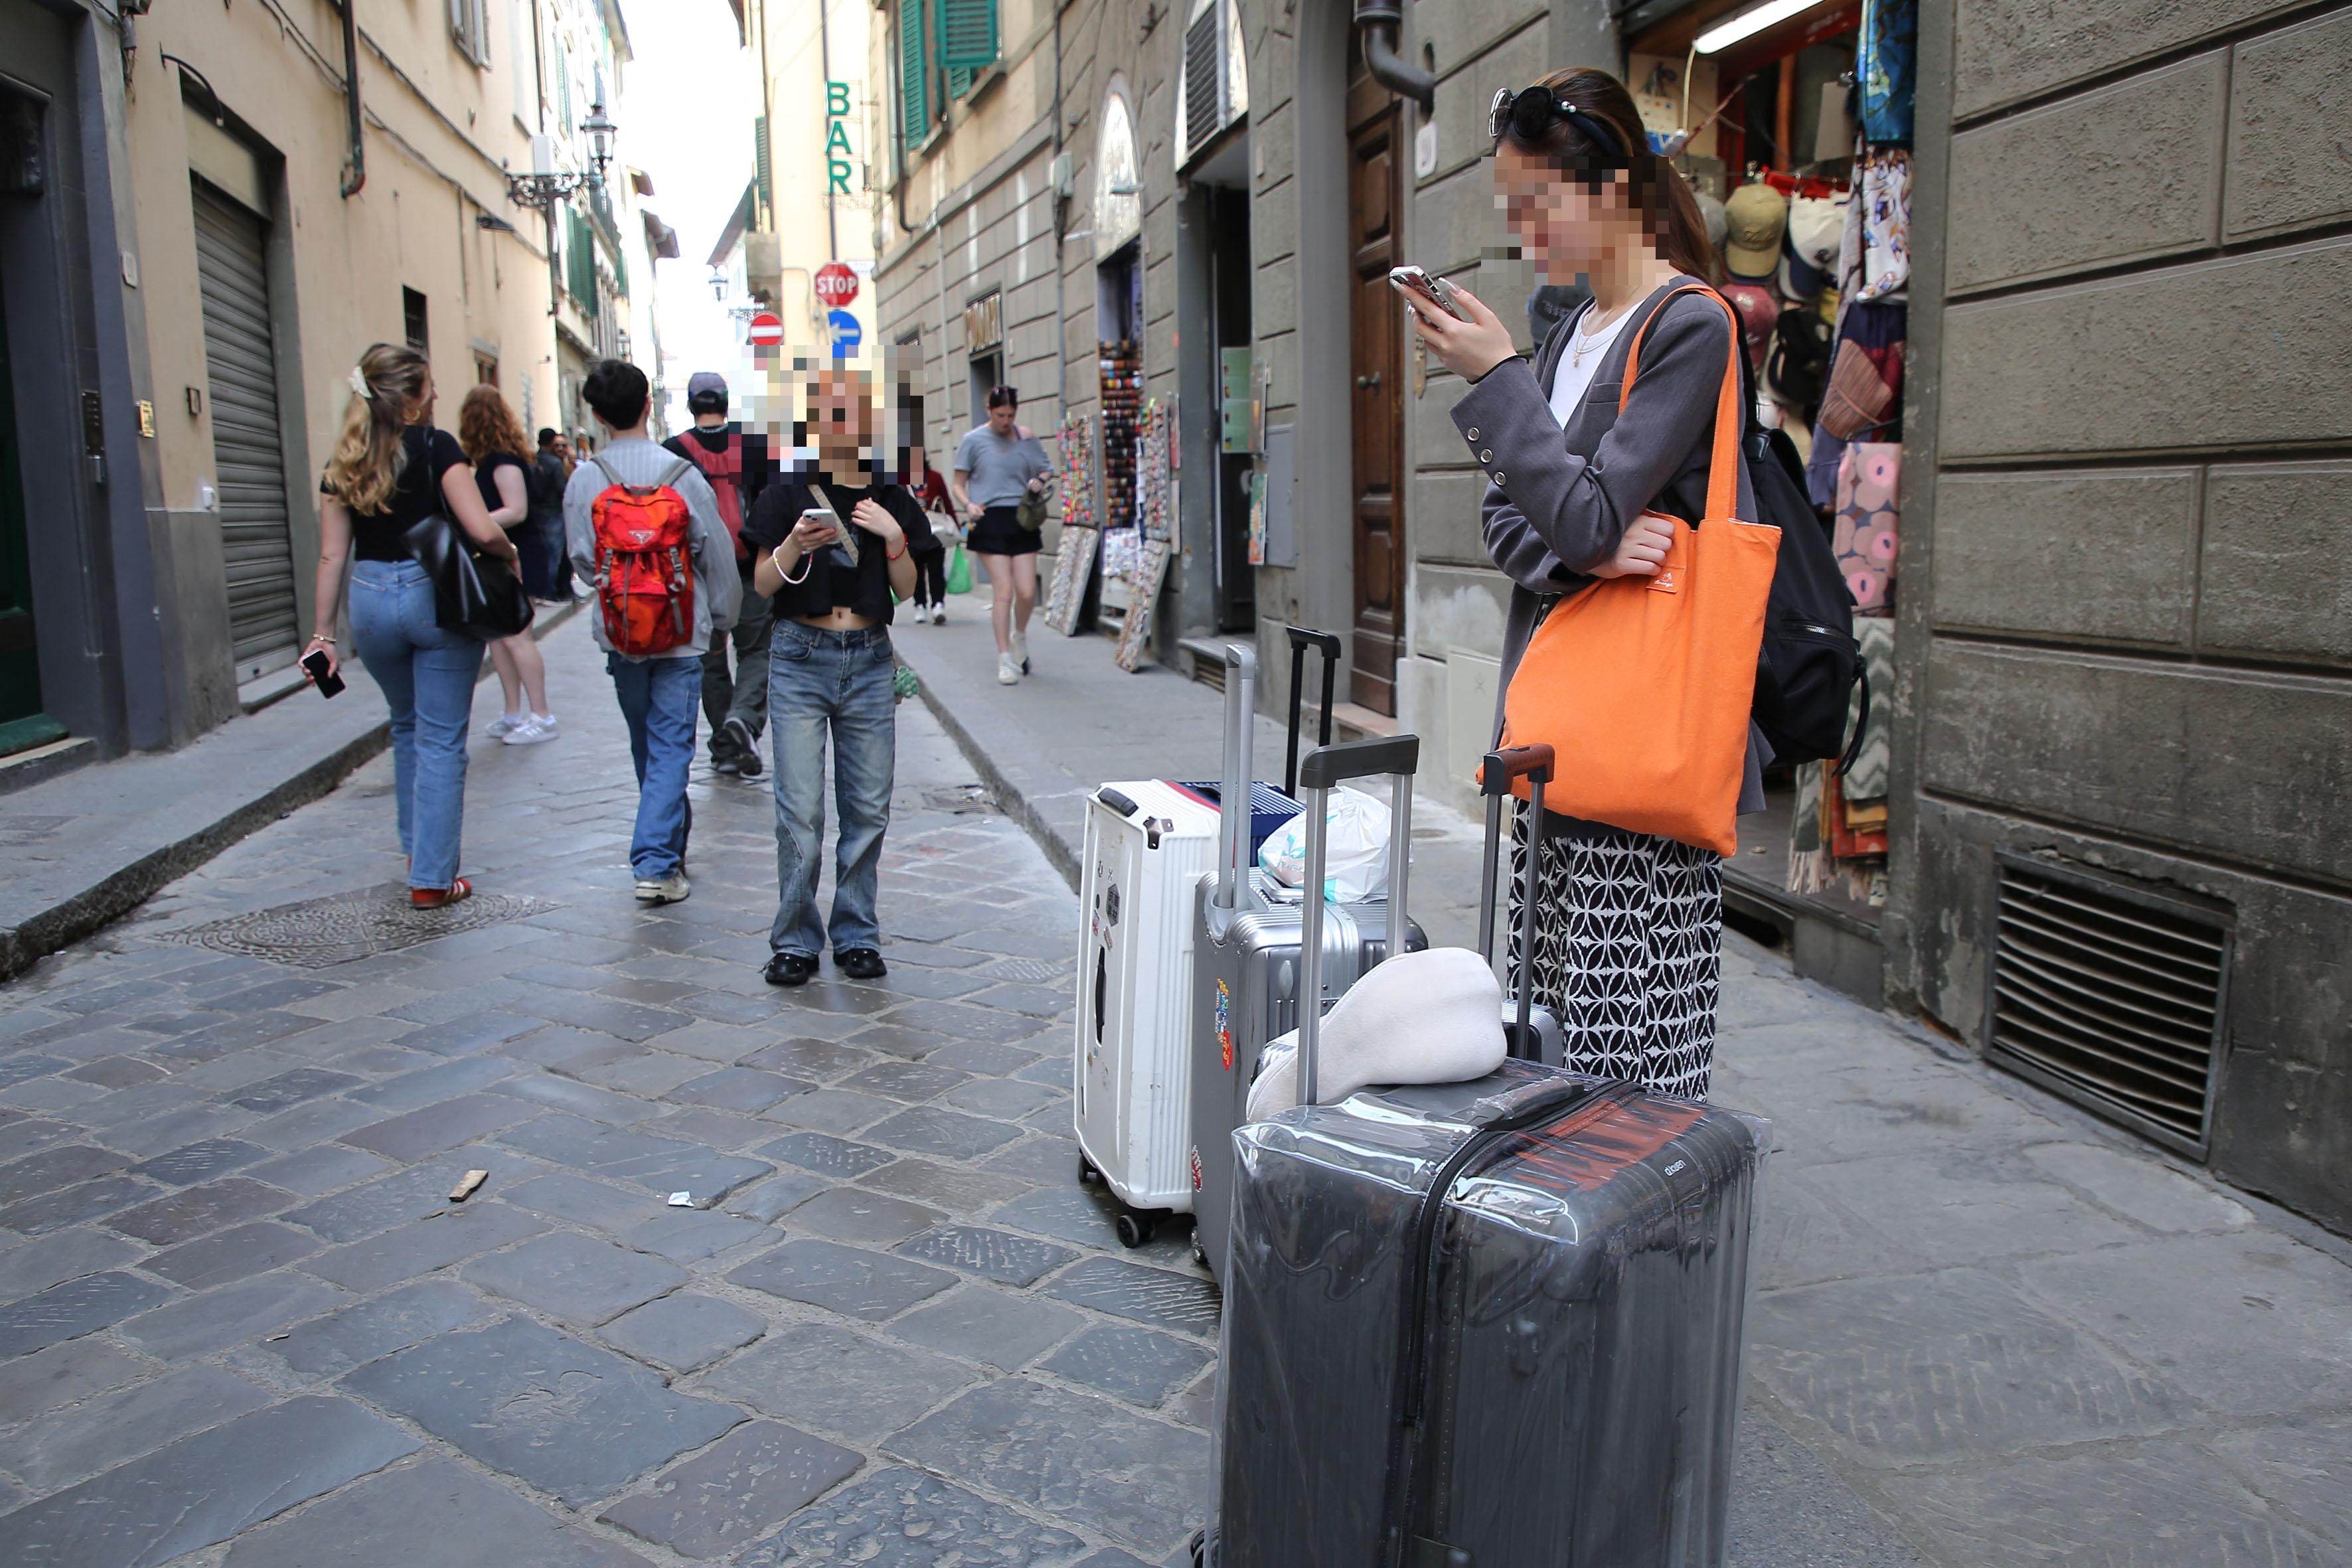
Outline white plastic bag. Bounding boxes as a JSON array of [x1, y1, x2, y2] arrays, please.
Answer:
[[1257, 786, 1393, 903]]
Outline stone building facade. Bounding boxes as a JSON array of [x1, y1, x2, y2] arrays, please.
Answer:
[[873, 0, 2350, 1233], [0, 0, 665, 765]]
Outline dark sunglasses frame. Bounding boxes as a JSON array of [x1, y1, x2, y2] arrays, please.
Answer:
[[1488, 87, 1632, 167]]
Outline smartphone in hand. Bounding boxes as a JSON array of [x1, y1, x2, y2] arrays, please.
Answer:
[[302, 648, 345, 700], [1387, 265, 1472, 323]]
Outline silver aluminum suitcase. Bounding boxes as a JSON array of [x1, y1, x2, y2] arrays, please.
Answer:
[[1188, 659, 1424, 1280], [1198, 738, 1770, 1568]]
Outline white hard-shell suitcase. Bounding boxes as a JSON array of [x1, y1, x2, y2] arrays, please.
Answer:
[[1072, 779, 1221, 1244]]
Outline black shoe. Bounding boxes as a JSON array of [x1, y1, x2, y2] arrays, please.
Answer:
[[722, 718, 760, 778], [763, 952, 819, 987], [835, 947, 888, 981], [710, 752, 741, 777]]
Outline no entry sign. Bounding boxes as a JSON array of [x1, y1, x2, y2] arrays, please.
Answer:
[[814, 262, 860, 309], [746, 311, 785, 347]]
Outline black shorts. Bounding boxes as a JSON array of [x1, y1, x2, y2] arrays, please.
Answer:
[[967, 505, 1038, 557]]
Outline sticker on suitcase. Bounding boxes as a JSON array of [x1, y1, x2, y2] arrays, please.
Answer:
[[1216, 979, 1232, 1071]]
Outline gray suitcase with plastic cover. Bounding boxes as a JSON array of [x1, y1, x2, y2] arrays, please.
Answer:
[[1201, 734, 1770, 1567]]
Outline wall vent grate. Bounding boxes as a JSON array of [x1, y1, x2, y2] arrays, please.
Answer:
[[1989, 854, 2230, 1159]]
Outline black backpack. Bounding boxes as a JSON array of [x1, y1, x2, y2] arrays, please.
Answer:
[[1766, 304, 1834, 424], [1744, 418, 1865, 767]]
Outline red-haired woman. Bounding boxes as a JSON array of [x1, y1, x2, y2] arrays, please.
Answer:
[[459, 384, 556, 744]]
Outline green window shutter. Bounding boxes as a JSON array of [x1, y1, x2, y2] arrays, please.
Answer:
[[898, 0, 930, 146], [566, 208, 598, 317], [947, 65, 973, 100], [936, 0, 997, 71], [753, 115, 772, 213]]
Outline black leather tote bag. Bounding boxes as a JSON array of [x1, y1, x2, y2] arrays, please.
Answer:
[[403, 515, 535, 640]]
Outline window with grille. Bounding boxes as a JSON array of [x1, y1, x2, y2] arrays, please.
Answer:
[[1174, 0, 1249, 170], [402, 287, 430, 353], [1989, 854, 2232, 1158], [449, 0, 493, 68]]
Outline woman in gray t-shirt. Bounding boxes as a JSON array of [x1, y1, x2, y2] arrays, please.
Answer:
[[949, 386, 1051, 686]]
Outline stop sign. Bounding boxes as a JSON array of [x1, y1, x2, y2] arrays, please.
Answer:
[[746, 311, 785, 347], [814, 262, 860, 308]]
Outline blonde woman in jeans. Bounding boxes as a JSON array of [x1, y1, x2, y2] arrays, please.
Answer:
[[308, 343, 519, 907]]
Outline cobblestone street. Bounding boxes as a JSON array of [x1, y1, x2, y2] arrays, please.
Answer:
[[3, 615, 2351, 1567], [0, 622, 1207, 1567]]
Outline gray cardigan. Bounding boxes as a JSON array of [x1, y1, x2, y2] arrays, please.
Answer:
[[1449, 278, 1766, 824]]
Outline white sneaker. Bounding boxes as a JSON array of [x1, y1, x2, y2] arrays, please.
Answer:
[[485, 713, 524, 739], [502, 713, 558, 745], [997, 653, 1021, 686], [633, 872, 690, 904], [1010, 629, 1030, 673], [931, 605, 946, 625]]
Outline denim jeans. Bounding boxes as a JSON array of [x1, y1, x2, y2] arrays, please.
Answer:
[[702, 559, 775, 757], [767, 621, 896, 956], [348, 559, 486, 890], [608, 653, 701, 880]]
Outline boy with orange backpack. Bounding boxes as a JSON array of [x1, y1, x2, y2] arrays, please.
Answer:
[[564, 360, 740, 905]]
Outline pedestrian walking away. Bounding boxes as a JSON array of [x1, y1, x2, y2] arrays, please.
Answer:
[[742, 364, 935, 987], [306, 342, 520, 907], [564, 358, 740, 906], [461, 386, 558, 746], [524, 426, 575, 601], [949, 384, 1050, 684], [664, 370, 776, 779], [907, 445, 956, 624], [1409, 67, 1763, 1099]]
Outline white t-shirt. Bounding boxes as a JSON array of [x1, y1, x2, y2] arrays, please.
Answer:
[[1547, 303, 1640, 428]]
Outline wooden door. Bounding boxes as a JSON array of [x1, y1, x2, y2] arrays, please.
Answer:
[[1346, 56, 1405, 714]]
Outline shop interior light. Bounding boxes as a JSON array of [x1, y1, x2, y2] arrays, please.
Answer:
[[1693, 0, 1828, 54]]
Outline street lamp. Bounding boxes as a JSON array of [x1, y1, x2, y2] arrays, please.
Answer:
[[503, 100, 620, 210]]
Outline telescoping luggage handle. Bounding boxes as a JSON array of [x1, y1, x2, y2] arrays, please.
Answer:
[[1210, 627, 1346, 921], [1283, 625, 1342, 797], [1212, 644, 1259, 917], [1294, 735, 1419, 1108], [1478, 744, 1554, 1059]]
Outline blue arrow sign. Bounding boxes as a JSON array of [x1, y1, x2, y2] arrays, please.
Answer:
[[826, 309, 862, 358]]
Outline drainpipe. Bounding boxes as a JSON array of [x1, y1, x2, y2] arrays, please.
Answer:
[[1353, 0, 1433, 114], [338, 0, 366, 197]]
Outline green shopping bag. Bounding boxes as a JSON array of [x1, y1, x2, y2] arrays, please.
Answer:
[[945, 544, 973, 595]]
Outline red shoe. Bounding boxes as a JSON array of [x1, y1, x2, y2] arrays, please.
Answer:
[[411, 878, 472, 909]]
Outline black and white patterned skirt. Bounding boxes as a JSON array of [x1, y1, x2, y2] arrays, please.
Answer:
[[1504, 806, 1724, 1099]]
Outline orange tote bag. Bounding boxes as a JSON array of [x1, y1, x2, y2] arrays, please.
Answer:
[[1497, 287, 1781, 856]]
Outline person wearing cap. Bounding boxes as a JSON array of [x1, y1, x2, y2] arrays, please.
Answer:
[[950, 386, 1051, 686], [665, 372, 777, 779]]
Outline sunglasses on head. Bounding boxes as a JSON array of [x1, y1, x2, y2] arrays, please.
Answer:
[[1489, 87, 1631, 167]]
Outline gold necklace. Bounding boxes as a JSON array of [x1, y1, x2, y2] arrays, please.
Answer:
[[1570, 303, 1630, 368]]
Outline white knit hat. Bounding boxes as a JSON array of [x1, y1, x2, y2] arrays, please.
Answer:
[[1246, 947, 1506, 1121]]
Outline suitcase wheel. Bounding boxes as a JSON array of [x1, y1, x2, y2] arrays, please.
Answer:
[[1115, 1210, 1155, 1248], [1078, 1156, 1102, 1186], [1192, 1236, 1209, 1268]]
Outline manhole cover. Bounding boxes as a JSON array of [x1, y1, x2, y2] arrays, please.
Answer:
[[975, 956, 1065, 984], [923, 785, 998, 814], [165, 884, 562, 969]]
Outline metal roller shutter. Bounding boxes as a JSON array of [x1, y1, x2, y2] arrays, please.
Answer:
[[192, 177, 298, 678]]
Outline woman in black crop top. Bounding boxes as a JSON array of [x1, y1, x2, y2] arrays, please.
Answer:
[[736, 366, 938, 988], [307, 343, 518, 909]]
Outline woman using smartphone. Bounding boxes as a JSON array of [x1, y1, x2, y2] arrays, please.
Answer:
[[740, 366, 934, 988], [1405, 68, 1753, 1099], [307, 343, 520, 908], [459, 385, 557, 745]]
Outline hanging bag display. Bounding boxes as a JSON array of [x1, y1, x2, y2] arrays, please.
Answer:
[[1498, 287, 1781, 856]]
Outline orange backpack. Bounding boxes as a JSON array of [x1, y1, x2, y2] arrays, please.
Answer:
[[588, 455, 698, 657]]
